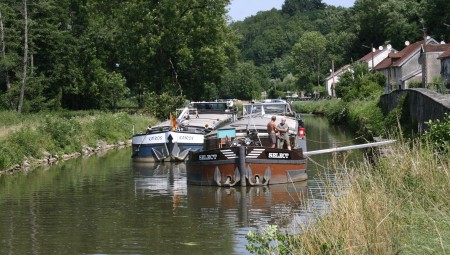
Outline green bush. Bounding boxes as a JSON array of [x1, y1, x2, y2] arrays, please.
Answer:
[[246, 225, 292, 255], [40, 116, 82, 154], [347, 99, 385, 138], [325, 100, 348, 124], [7, 126, 47, 159], [144, 92, 186, 120], [0, 114, 51, 169], [0, 143, 20, 169], [424, 113, 450, 154], [89, 113, 133, 144]]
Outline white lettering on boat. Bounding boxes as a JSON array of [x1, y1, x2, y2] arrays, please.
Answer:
[[148, 135, 164, 142], [178, 135, 194, 141], [268, 153, 290, 159], [199, 154, 218, 161]]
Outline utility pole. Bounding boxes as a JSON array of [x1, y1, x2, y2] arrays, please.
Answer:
[[362, 43, 374, 71], [331, 60, 335, 97], [421, 18, 428, 88]]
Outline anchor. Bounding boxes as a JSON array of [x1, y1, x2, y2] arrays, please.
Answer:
[[152, 143, 170, 161], [171, 141, 191, 161], [246, 165, 271, 186], [214, 167, 241, 187]]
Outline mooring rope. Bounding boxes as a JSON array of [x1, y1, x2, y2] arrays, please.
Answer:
[[304, 135, 366, 144], [305, 155, 328, 170]]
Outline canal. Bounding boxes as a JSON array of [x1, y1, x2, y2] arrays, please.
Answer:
[[0, 116, 363, 254]]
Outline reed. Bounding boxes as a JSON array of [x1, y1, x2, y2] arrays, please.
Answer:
[[247, 138, 450, 254], [292, 139, 450, 254]]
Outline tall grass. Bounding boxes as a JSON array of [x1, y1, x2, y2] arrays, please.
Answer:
[[0, 111, 155, 170], [247, 138, 450, 254]]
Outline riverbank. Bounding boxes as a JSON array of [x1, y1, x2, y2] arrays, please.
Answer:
[[0, 111, 156, 175], [247, 136, 450, 254], [292, 98, 386, 139], [247, 100, 450, 254], [301, 138, 449, 254]]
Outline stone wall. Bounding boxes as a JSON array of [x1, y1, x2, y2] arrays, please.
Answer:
[[380, 88, 450, 131]]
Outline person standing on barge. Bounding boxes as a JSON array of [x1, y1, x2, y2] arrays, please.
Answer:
[[276, 117, 291, 150], [267, 116, 278, 148]]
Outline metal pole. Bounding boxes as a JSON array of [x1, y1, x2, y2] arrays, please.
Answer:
[[421, 19, 428, 88], [371, 43, 374, 71], [239, 146, 246, 187]]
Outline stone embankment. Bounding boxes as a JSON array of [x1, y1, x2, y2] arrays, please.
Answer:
[[0, 140, 132, 176], [380, 88, 450, 131]]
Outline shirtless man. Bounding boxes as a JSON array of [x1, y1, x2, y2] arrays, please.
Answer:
[[267, 116, 277, 148]]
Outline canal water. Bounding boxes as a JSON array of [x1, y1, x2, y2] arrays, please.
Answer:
[[0, 116, 363, 254]]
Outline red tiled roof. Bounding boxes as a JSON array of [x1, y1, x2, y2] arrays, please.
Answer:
[[438, 48, 450, 59], [374, 40, 429, 70], [425, 44, 450, 52], [335, 64, 350, 73], [374, 57, 392, 70], [391, 40, 424, 67], [359, 49, 382, 62], [389, 53, 402, 59], [325, 64, 350, 79]]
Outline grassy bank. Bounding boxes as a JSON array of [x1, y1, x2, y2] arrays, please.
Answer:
[[293, 138, 449, 254], [247, 101, 450, 254], [292, 99, 386, 138], [0, 111, 156, 172], [247, 137, 450, 254]]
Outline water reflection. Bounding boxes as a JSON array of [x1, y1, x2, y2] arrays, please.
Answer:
[[132, 162, 308, 228], [0, 116, 363, 255], [133, 162, 187, 197]]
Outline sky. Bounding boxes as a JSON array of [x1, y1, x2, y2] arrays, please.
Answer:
[[228, 0, 355, 21]]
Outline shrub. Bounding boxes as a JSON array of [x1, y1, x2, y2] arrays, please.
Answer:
[[424, 113, 450, 154], [90, 113, 130, 143], [347, 99, 385, 138], [325, 100, 348, 124], [144, 92, 186, 120], [40, 116, 82, 154]]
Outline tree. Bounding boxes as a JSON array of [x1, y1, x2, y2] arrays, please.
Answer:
[[335, 62, 385, 101], [292, 31, 327, 88], [224, 61, 266, 100], [422, 0, 450, 42], [282, 0, 327, 16], [353, 0, 422, 50], [114, 0, 234, 102], [0, 9, 10, 93], [17, 0, 28, 113]]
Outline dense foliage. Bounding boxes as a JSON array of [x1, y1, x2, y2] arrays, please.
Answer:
[[0, 0, 235, 113], [424, 113, 450, 154], [0, 0, 448, 115]]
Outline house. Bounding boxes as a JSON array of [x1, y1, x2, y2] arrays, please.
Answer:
[[423, 44, 450, 86], [325, 46, 394, 96], [359, 47, 394, 71], [373, 38, 441, 92], [438, 48, 450, 90], [325, 64, 350, 96]]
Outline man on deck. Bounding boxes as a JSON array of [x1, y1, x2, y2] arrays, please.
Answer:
[[267, 116, 277, 148], [277, 117, 291, 150]]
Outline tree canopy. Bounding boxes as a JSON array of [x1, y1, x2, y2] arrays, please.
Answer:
[[0, 0, 448, 115]]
